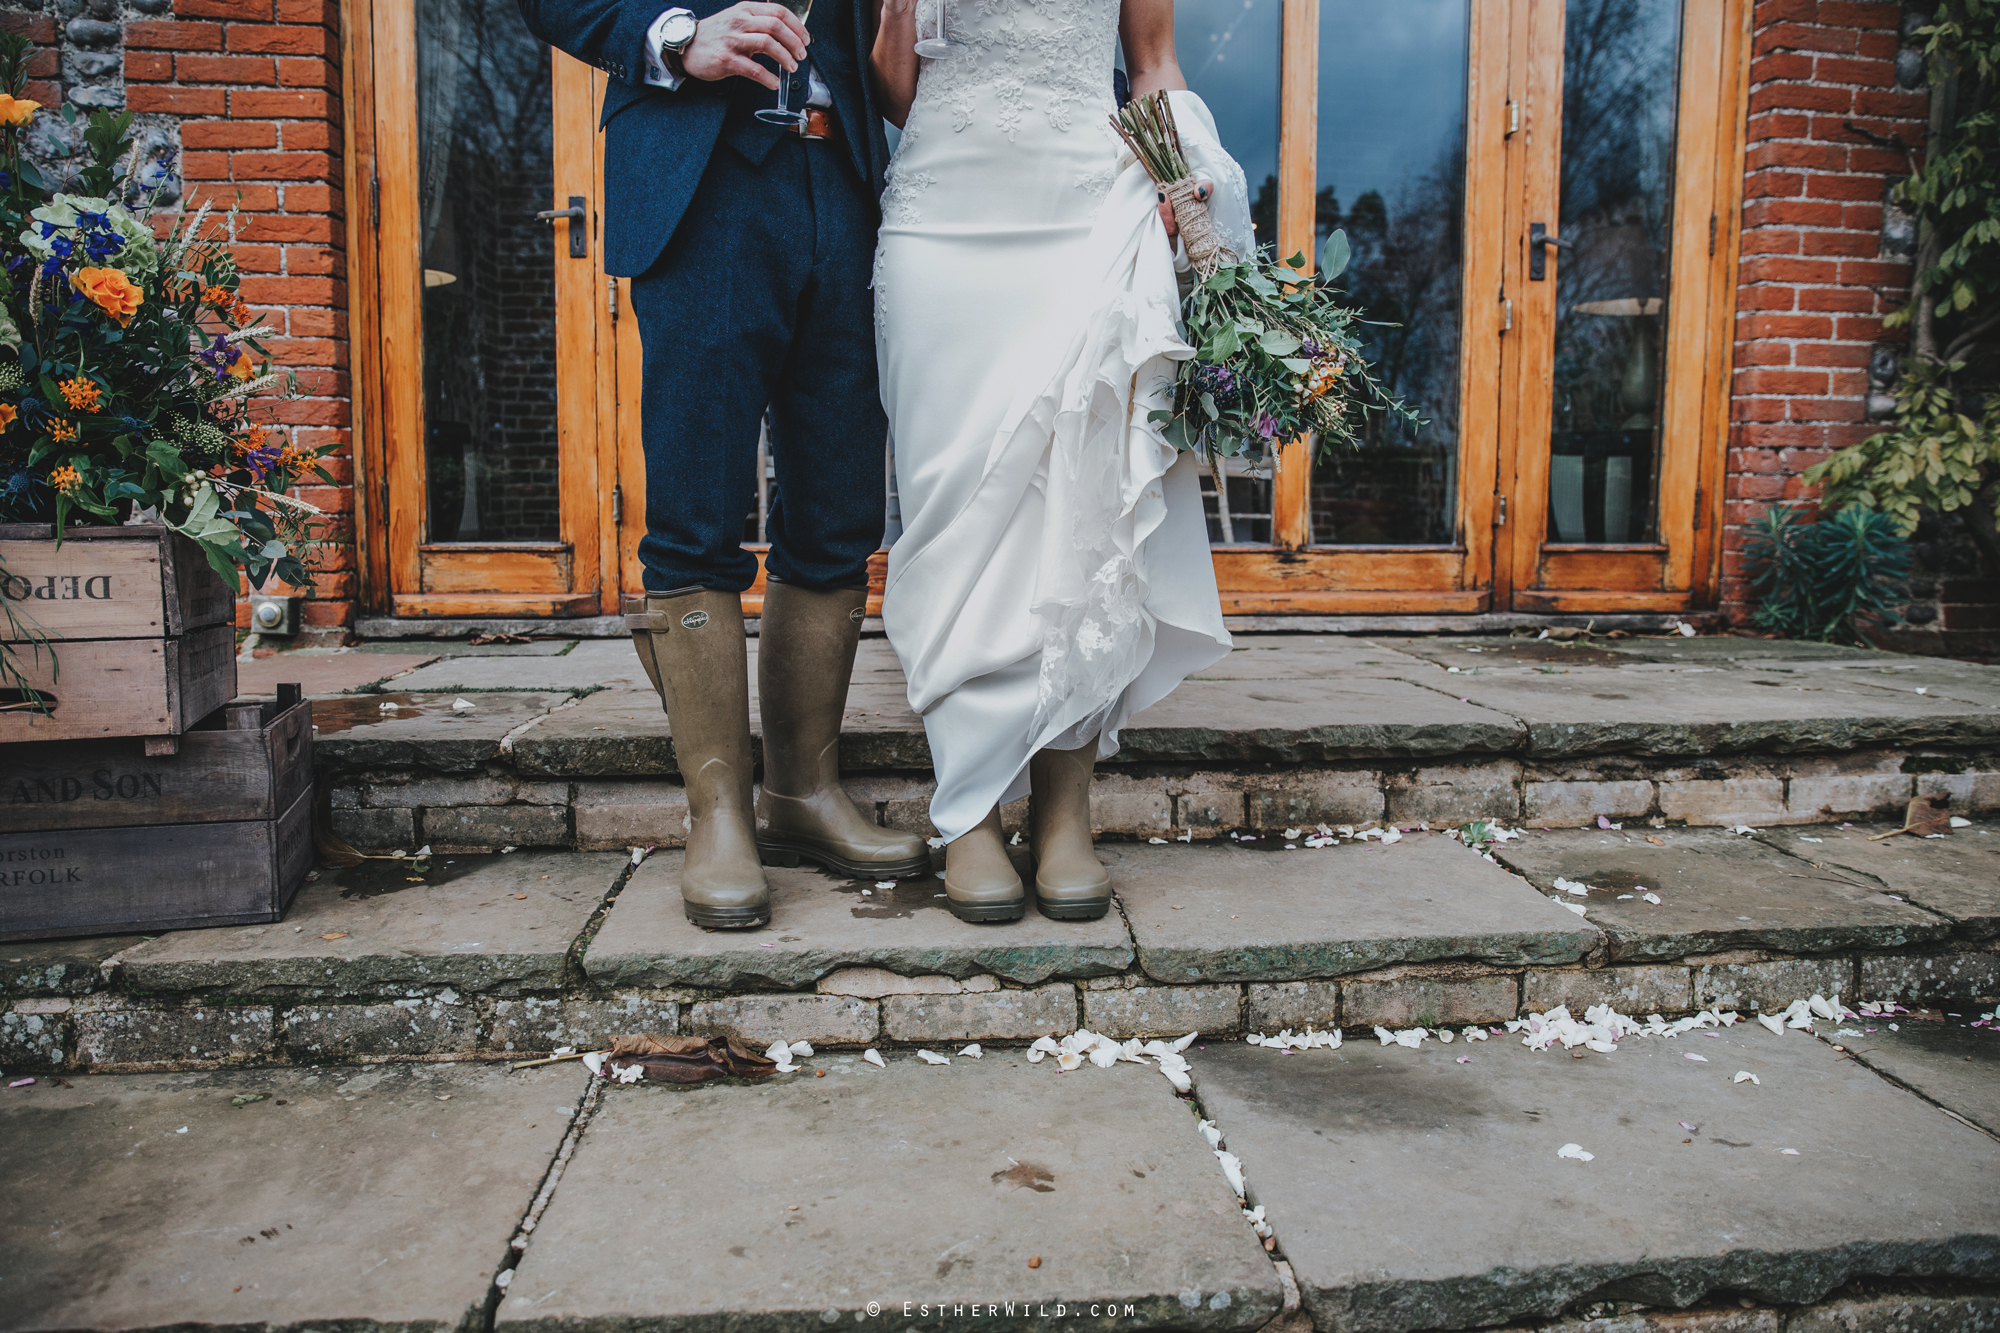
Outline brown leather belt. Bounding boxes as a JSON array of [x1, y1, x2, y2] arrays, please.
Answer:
[[796, 106, 837, 141]]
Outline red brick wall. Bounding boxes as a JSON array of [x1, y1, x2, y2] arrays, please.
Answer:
[[1726, 0, 1927, 622], [3, 0, 352, 638]]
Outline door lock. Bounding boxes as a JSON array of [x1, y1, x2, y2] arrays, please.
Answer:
[[537, 196, 588, 258], [1528, 222, 1572, 281]]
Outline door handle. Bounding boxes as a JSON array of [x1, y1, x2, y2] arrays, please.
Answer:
[[537, 196, 588, 258], [1529, 221, 1572, 281]]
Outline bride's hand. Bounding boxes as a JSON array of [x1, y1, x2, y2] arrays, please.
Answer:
[[682, 2, 811, 90], [1157, 179, 1212, 241]]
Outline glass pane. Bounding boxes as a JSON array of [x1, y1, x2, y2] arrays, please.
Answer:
[[1548, 0, 1683, 544], [1175, 0, 1280, 540], [1177, 0, 1282, 256], [1309, 0, 1469, 546], [417, 1, 560, 543]]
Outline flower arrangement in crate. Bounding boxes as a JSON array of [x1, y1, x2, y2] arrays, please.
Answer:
[[0, 35, 334, 707]]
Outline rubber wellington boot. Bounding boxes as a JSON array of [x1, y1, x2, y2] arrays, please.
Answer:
[[625, 588, 770, 929], [944, 806, 1026, 923], [754, 581, 930, 879], [1029, 743, 1113, 920]]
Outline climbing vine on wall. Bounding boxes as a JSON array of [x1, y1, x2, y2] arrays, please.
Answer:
[[1806, 0, 2000, 578]]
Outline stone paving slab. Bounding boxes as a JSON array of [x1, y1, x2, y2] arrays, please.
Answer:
[[1119, 678, 1525, 762], [3, 934, 140, 996], [507, 685, 932, 778], [238, 648, 432, 698], [1112, 835, 1600, 984], [1835, 1019, 2000, 1136], [117, 851, 621, 996], [1759, 825, 2000, 939], [1446, 667, 2000, 757], [1192, 1024, 2000, 1333], [499, 1053, 1281, 1333], [587, 853, 1132, 990], [389, 640, 652, 694], [0, 1061, 586, 1333], [312, 691, 576, 772], [1187, 639, 1434, 679], [1494, 828, 1953, 963]]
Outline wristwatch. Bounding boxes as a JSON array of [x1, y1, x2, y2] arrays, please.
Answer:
[[657, 8, 698, 76]]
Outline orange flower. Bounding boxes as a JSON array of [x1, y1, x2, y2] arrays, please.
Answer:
[[0, 403, 15, 433], [72, 267, 144, 325], [58, 378, 102, 413], [227, 350, 257, 381], [48, 465, 80, 493], [49, 420, 78, 443], [202, 284, 233, 308], [0, 94, 40, 127]]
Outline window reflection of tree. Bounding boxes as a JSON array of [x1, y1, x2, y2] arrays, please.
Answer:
[[1309, 147, 1465, 545], [418, 0, 561, 544], [1549, 0, 1681, 543]]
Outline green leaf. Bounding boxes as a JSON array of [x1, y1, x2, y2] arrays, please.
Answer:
[[1320, 229, 1351, 281], [1259, 329, 1302, 356]]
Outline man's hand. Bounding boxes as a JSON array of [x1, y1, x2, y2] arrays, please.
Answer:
[[682, 2, 810, 90]]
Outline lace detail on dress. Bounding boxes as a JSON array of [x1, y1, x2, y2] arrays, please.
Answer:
[[1072, 163, 1117, 199], [882, 166, 938, 226], [911, 0, 1118, 138], [1027, 281, 1189, 747]]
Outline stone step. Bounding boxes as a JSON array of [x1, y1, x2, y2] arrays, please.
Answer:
[[3, 825, 1994, 1074], [303, 635, 2000, 855], [7, 1008, 1997, 1332]]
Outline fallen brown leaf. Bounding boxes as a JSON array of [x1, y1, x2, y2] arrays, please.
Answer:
[[319, 932, 348, 941], [1645, 835, 1666, 846], [1028, 1256, 1042, 1269]]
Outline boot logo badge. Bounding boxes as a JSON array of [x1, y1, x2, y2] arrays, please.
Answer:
[[848, 607, 865, 623], [680, 610, 710, 629]]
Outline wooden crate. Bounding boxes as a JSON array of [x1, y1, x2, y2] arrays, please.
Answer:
[[0, 523, 237, 748], [0, 689, 314, 941]]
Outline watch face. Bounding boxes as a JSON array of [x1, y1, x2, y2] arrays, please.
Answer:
[[661, 11, 698, 46]]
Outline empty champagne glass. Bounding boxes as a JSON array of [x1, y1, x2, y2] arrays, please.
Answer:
[[913, 0, 961, 57], [755, 0, 814, 126]]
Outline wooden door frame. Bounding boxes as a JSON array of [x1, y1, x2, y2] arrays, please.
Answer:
[[1212, 0, 1510, 616], [1493, 0, 1750, 614], [343, 0, 605, 618]]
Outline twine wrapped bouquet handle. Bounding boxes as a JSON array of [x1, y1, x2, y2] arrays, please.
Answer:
[[1110, 92, 1237, 278]]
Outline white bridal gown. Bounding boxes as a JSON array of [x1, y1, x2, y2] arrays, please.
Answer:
[[875, 0, 1252, 841]]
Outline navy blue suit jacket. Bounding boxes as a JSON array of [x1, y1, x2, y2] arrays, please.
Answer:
[[516, 0, 891, 277]]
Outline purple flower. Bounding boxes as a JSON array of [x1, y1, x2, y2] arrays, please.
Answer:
[[1255, 412, 1279, 439]]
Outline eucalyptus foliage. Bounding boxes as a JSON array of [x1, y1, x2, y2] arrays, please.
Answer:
[[1805, 1, 2000, 578]]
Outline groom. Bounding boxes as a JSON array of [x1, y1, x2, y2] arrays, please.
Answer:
[[516, 0, 929, 928]]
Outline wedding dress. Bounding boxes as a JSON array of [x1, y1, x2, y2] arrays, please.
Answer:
[[875, 0, 1250, 842]]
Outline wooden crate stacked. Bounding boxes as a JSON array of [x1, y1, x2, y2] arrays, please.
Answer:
[[1, 523, 236, 753], [1, 526, 313, 941]]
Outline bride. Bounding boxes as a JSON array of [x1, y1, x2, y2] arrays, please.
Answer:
[[871, 0, 1245, 923]]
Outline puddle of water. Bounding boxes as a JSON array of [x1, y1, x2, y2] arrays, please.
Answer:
[[309, 694, 487, 735], [336, 853, 499, 899]]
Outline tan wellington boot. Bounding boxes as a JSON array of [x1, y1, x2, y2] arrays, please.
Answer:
[[1029, 743, 1113, 920], [944, 806, 1026, 923], [754, 582, 932, 879], [625, 588, 771, 929]]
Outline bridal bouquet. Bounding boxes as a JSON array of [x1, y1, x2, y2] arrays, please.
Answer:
[[1110, 93, 1412, 465], [0, 33, 330, 591]]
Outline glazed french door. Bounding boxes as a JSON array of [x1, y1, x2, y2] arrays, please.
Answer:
[[1494, 0, 1746, 612], [1174, 0, 1746, 615], [347, 0, 630, 618]]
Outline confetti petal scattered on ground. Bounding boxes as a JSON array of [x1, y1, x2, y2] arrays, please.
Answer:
[[1557, 1143, 1594, 1162], [1734, 1071, 1760, 1085]]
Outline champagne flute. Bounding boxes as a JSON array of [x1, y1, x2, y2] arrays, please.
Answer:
[[755, 0, 814, 127], [913, 0, 962, 57]]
